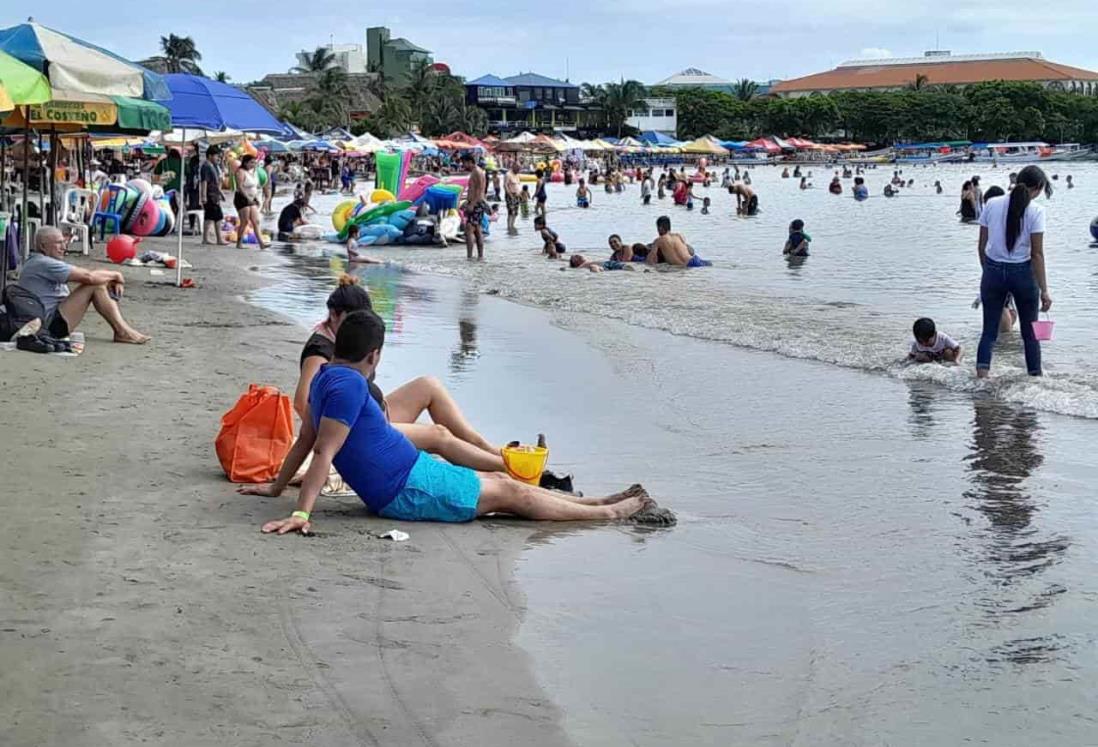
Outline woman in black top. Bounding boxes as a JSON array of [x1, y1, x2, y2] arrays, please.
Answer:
[[296, 275, 505, 472]]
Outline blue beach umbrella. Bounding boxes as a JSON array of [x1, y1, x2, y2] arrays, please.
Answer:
[[162, 73, 289, 135]]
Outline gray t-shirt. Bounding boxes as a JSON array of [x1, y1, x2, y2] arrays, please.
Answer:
[[17, 252, 71, 318]]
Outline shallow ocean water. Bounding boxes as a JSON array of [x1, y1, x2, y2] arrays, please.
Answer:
[[248, 161, 1098, 745], [267, 161, 1098, 419]]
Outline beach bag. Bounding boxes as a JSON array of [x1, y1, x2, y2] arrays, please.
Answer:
[[0, 284, 46, 341], [215, 384, 294, 483]]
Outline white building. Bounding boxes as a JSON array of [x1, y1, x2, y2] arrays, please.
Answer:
[[296, 43, 367, 74], [626, 97, 677, 135]]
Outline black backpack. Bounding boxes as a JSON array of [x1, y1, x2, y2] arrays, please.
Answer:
[[0, 284, 46, 341]]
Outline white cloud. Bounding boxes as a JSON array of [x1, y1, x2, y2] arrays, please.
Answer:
[[859, 47, 893, 59]]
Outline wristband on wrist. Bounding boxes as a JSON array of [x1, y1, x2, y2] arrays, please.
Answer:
[[291, 510, 310, 522]]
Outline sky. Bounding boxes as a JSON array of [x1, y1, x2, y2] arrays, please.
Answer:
[[18, 1, 1098, 87]]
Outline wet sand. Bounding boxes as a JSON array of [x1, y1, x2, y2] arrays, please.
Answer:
[[0, 239, 573, 746], [249, 252, 1098, 746]]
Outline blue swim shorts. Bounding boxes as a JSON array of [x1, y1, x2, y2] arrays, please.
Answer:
[[377, 451, 481, 523], [686, 255, 712, 268]]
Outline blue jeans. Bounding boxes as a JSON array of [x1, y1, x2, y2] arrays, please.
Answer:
[[977, 259, 1041, 375]]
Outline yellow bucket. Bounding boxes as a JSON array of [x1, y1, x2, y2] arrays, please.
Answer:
[[501, 445, 549, 485]]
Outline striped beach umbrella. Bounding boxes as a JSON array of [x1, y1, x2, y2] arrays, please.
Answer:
[[0, 48, 49, 110]]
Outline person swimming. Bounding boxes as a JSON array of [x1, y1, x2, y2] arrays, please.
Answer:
[[783, 219, 811, 257], [828, 176, 843, 195], [569, 254, 636, 272], [852, 177, 869, 201]]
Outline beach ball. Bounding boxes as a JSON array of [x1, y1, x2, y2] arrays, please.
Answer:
[[1090, 216, 1098, 241], [107, 234, 140, 264], [257, 166, 268, 187]]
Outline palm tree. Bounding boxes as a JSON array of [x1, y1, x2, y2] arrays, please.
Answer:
[[404, 59, 437, 122], [908, 74, 930, 91], [312, 68, 350, 127], [371, 94, 413, 138], [733, 78, 759, 101], [603, 79, 647, 137], [159, 34, 203, 75], [292, 47, 337, 74], [463, 106, 488, 137], [213, 71, 230, 83]]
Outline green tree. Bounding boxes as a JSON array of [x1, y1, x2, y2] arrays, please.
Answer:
[[404, 59, 438, 124], [603, 79, 647, 137], [371, 95, 413, 138], [158, 34, 203, 75], [733, 78, 759, 101], [213, 71, 230, 83], [907, 74, 930, 91], [292, 47, 337, 74]]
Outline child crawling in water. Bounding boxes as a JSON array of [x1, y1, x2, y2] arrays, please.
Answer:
[[908, 317, 962, 364], [568, 254, 637, 273], [534, 216, 566, 258]]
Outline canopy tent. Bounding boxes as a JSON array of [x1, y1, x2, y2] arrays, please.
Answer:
[[0, 21, 170, 101], [679, 135, 729, 155], [638, 130, 680, 146], [617, 136, 646, 149], [251, 137, 288, 153], [319, 126, 353, 141], [0, 48, 50, 111], [156, 126, 242, 144], [442, 131, 486, 149], [163, 74, 288, 136], [720, 140, 750, 150], [346, 132, 386, 152], [785, 137, 816, 150], [746, 137, 781, 154]]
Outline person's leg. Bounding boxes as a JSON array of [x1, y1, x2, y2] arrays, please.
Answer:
[[235, 209, 246, 248], [464, 220, 475, 259], [475, 472, 651, 521], [57, 285, 149, 343], [386, 376, 496, 453], [395, 422, 505, 472], [1010, 265, 1042, 376], [976, 264, 1007, 377], [475, 224, 484, 259]]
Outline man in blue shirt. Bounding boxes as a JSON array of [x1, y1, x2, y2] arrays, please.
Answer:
[[243, 311, 673, 533]]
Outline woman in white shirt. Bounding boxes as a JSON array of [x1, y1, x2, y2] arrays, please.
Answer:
[[976, 165, 1052, 377]]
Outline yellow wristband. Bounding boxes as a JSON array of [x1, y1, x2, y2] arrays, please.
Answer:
[[291, 510, 310, 522]]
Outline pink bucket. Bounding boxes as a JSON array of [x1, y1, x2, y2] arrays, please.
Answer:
[[1031, 316, 1055, 341]]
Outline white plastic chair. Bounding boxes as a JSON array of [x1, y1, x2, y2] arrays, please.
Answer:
[[59, 187, 96, 256]]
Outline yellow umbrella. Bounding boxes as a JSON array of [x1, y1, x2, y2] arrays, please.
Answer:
[[0, 48, 50, 110]]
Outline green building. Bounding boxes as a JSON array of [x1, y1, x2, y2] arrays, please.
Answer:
[[366, 27, 432, 88]]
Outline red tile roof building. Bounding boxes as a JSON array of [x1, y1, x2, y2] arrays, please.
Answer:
[[772, 52, 1098, 98]]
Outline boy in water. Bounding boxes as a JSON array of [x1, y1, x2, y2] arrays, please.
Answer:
[[534, 215, 566, 259], [519, 185, 531, 219], [908, 317, 962, 363], [701, 196, 711, 215], [576, 178, 592, 208], [783, 219, 810, 257]]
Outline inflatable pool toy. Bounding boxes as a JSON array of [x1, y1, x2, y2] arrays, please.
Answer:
[[257, 166, 268, 188], [332, 200, 357, 231], [399, 174, 439, 203], [518, 174, 538, 183], [336, 200, 413, 241], [292, 224, 325, 240], [375, 151, 413, 197], [370, 188, 395, 204]]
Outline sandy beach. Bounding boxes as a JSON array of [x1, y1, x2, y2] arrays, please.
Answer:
[[0, 240, 573, 747]]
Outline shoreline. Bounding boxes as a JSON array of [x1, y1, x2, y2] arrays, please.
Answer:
[[0, 238, 573, 747]]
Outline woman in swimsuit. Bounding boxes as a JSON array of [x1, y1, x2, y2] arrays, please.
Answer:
[[233, 155, 268, 249]]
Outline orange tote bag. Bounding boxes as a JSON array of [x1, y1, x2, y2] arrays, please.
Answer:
[[215, 384, 294, 483]]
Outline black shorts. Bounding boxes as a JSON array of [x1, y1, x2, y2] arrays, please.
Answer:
[[48, 312, 70, 339], [233, 192, 257, 211], [204, 202, 223, 221]]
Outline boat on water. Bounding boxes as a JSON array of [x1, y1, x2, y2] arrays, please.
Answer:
[[968, 142, 1094, 163], [894, 141, 969, 164]]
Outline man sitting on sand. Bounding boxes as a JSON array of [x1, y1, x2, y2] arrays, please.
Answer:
[[14, 227, 149, 343], [244, 310, 674, 531], [648, 216, 711, 268]]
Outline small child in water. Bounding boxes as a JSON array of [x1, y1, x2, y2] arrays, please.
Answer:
[[568, 254, 636, 273], [908, 317, 962, 364], [519, 185, 530, 218], [534, 215, 566, 258], [701, 196, 711, 215], [345, 224, 360, 257], [576, 179, 591, 208], [783, 219, 810, 257]]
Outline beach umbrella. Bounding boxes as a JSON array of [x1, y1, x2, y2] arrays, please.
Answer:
[[160, 74, 291, 287], [162, 74, 288, 135], [0, 21, 170, 101], [0, 48, 50, 110]]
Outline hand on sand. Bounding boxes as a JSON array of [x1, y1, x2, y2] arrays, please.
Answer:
[[237, 483, 283, 498], [261, 515, 311, 535]]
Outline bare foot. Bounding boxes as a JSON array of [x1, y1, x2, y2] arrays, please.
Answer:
[[114, 331, 151, 344], [600, 484, 649, 505], [624, 496, 677, 526]]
